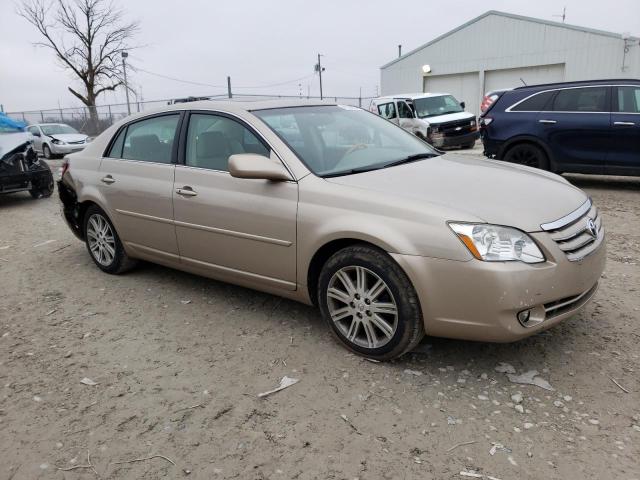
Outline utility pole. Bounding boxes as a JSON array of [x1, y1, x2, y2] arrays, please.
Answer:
[[315, 54, 325, 100], [122, 51, 131, 115], [227, 76, 232, 99]]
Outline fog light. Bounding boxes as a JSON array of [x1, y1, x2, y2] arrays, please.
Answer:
[[517, 309, 532, 326]]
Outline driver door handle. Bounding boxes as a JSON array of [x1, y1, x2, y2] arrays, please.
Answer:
[[176, 186, 198, 197], [613, 121, 635, 126], [539, 119, 557, 124], [101, 175, 115, 184]]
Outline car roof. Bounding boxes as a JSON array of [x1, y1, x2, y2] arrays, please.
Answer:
[[374, 93, 451, 101], [514, 78, 640, 91]]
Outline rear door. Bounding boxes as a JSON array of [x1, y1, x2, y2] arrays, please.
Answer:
[[608, 85, 640, 175], [98, 113, 181, 261], [537, 86, 610, 173]]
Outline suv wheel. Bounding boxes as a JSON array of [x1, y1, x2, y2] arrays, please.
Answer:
[[318, 244, 424, 361], [84, 205, 137, 274], [504, 143, 549, 170]]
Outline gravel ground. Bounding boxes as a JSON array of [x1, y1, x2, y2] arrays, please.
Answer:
[[1, 157, 639, 480]]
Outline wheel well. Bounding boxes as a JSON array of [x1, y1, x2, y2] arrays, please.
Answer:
[[307, 238, 384, 306], [77, 200, 100, 235], [501, 139, 553, 167]]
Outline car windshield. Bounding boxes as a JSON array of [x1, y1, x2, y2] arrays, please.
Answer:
[[40, 124, 78, 135], [254, 105, 439, 177], [413, 95, 464, 118]]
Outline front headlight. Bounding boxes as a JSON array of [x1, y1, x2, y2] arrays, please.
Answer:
[[449, 223, 545, 264], [51, 138, 65, 145]]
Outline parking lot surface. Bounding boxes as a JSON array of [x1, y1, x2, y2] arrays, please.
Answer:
[[1, 156, 639, 479]]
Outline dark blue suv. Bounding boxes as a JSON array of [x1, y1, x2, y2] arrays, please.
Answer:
[[480, 79, 640, 176]]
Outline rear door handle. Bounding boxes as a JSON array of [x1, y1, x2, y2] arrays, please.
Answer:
[[176, 186, 198, 197], [613, 121, 635, 126], [539, 119, 557, 124], [101, 175, 115, 184]]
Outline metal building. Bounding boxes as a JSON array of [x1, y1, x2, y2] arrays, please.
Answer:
[[380, 11, 640, 117]]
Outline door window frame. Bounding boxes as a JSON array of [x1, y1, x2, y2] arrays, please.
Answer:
[[102, 111, 186, 164], [177, 110, 296, 180], [506, 85, 612, 113]]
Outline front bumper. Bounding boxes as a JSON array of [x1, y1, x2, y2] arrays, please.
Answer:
[[50, 143, 86, 155], [391, 231, 606, 342], [430, 130, 478, 148]]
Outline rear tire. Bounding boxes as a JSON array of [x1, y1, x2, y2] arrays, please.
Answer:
[[28, 161, 54, 199], [317, 244, 424, 361], [503, 143, 549, 170], [83, 205, 137, 274]]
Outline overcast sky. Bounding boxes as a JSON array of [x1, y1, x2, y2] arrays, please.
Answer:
[[1, 0, 639, 112]]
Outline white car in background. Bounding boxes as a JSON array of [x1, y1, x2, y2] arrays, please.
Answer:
[[371, 93, 478, 149], [27, 123, 89, 158]]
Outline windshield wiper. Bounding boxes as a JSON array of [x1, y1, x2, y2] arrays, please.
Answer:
[[322, 164, 386, 177], [382, 152, 438, 169]]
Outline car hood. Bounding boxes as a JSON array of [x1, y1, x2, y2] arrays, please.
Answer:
[[420, 111, 475, 124], [0, 132, 31, 161], [325, 154, 587, 233], [47, 133, 87, 142]]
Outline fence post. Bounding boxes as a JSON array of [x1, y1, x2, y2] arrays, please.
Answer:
[[40, 110, 45, 122], [227, 76, 232, 99], [22, 112, 26, 122], [108, 105, 113, 125]]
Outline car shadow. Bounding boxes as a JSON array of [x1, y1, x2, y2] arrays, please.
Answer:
[[0, 191, 39, 208], [563, 174, 640, 192]]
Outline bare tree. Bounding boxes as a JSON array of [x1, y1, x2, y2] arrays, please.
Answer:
[[19, 0, 138, 133]]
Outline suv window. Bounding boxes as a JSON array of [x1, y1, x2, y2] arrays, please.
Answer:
[[377, 102, 397, 119], [552, 87, 608, 112], [615, 86, 640, 113], [185, 113, 269, 171], [510, 91, 556, 111], [120, 114, 180, 163], [397, 101, 413, 118]]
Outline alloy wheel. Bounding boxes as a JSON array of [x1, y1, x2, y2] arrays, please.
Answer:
[[86, 213, 116, 266], [326, 266, 398, 349], [511, 147, 539, 168]]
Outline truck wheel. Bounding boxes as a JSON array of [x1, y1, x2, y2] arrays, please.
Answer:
[[318, 244, 424, 361]]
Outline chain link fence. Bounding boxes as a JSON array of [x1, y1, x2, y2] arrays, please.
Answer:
[[7, 94, 376, 136]]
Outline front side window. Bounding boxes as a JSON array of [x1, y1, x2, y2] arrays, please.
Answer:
[[552, 87, 608, 112], [615, 86, 640, 113], [510, 90, 556, 111], [377, 102, 397, 119], [413, 95, 463, 118], [397, 101, 414, 118], [185, 113, 269, 171], [121, 114, 179, 163], [254, 105, 439, 177], [28, 126, 40, 135]]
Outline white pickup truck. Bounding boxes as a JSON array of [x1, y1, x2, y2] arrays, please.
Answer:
[[370, 93, 478, 149]]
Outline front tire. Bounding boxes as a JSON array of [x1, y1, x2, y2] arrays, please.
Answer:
[[84, 205, 137, 274], [503, 143, 549, 170], [43, 144, 52, 159], [318, 245, 424, 361]]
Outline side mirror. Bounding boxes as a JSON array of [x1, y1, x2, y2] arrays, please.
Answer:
[[229, 153, 292, 181], [460, 101, 466, 109], [32, 131, 41, 137]]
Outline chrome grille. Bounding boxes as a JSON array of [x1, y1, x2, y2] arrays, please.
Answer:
[[540, 199, 604, 262], [544, 283, 599, 318]]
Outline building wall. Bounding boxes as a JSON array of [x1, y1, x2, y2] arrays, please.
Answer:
[[381, 13, 640, 115]]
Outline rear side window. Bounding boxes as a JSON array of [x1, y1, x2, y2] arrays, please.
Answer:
[[120, 114, 180, 163], [510, 91, 556, 111], [615, 86, 640, 113], [377, 102, 397, 119], [552, 87, 608, 112]]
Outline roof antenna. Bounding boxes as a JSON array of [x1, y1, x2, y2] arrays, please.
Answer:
[[553, 6, 567, 23], [520, 78, 527, 86]]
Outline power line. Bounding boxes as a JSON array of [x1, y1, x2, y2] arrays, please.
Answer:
[[135, 67, 314, 89]]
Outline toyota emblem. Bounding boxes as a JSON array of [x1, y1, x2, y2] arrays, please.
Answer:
[[586, 218, 598, 238]]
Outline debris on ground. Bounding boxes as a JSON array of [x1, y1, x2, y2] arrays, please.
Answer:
[[80, 377, 98, 386], [257, 375, 299, 398], [404, 369, 423, 376], [494, 363, 516, 374], [505, 370, 554, 391], [489, 443, 512, 456], [339, 414, 362, 435]]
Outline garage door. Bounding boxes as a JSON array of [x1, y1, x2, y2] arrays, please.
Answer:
[[485, 64, 565, 94], [424, 72, 480, 118]]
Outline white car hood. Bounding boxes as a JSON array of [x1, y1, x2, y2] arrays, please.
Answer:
[[46, 133, 87, 143], [421, 111, 475, 124], [0, 132, 32, 158]]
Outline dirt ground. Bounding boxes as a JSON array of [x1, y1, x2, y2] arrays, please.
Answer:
[[1, 156, 639, 480]]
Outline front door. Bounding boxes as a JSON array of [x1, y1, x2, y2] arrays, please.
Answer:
[[28, 126, 43, 152], [98, 113, 181, 260], [537, 86, 610, 174], [608, 85, 640, 175], [173, 112, 298, 290]]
